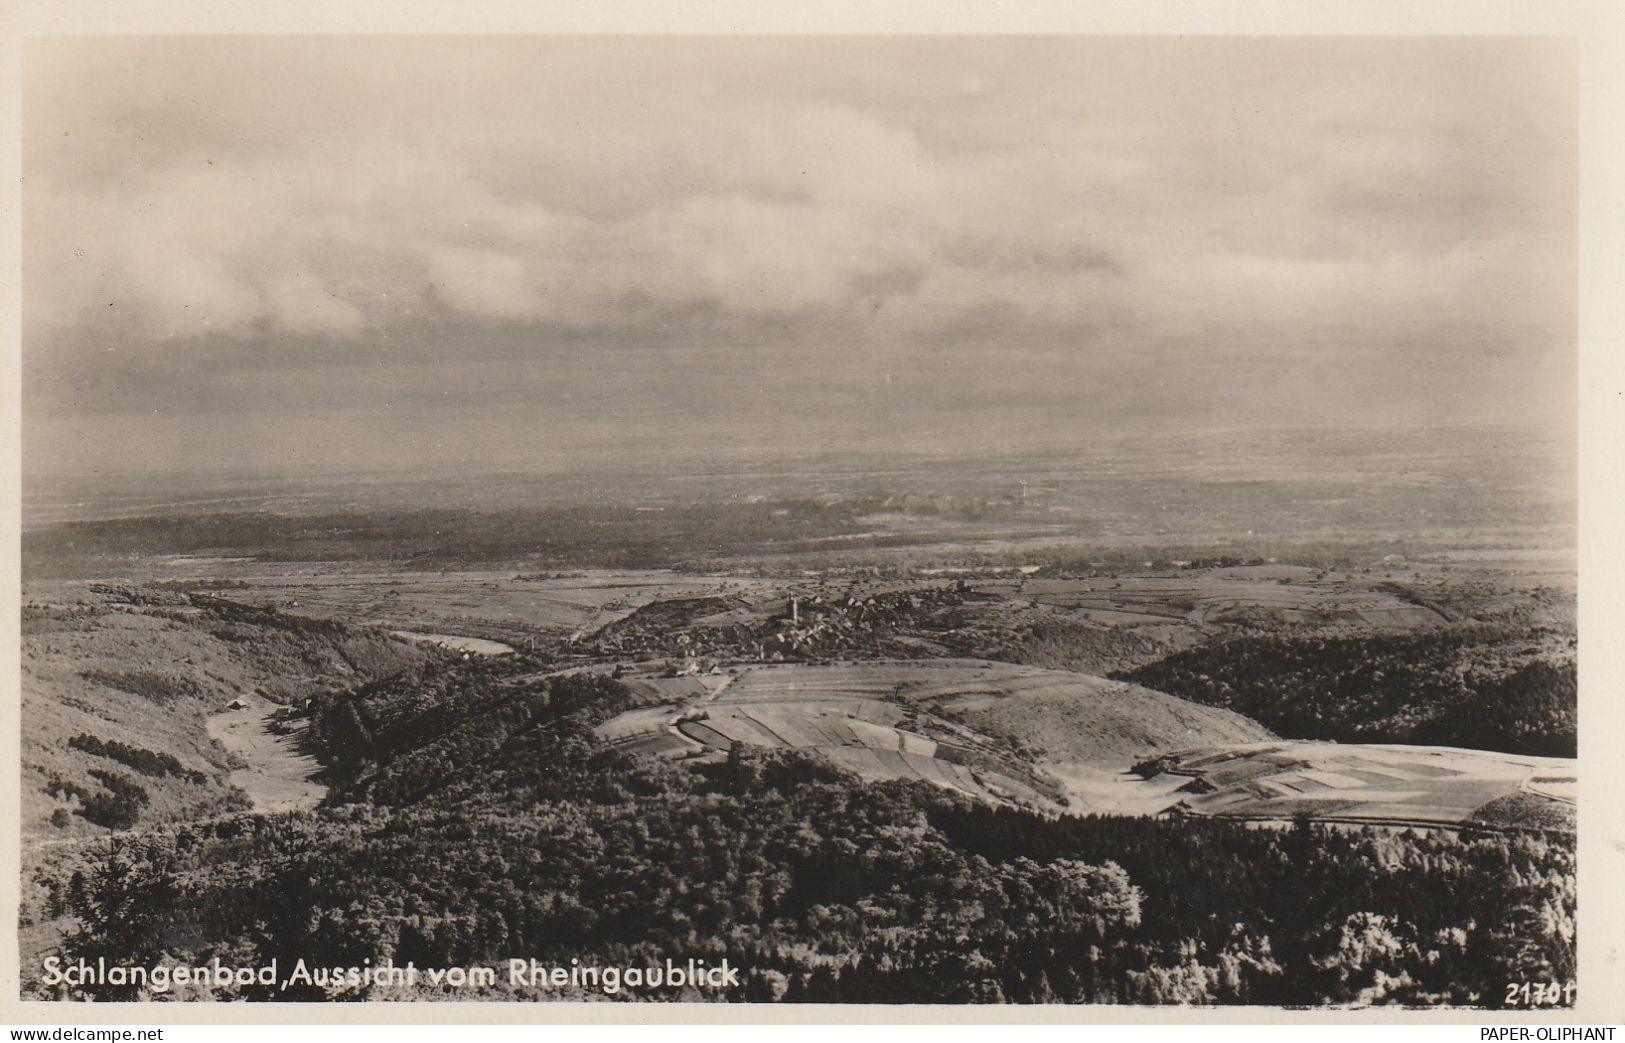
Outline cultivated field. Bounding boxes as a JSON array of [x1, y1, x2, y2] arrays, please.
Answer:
[[1145, 741, 1576, 831], [978, 567, 1445, 628], [136, 566, 781, 646], [594, 660, 1272, 809], [593, 658, 1577, 833]]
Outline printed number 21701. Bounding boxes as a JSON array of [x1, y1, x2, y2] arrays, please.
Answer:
[[1505, 980, 1576, 1006]]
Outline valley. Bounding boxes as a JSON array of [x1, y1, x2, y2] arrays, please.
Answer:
[[14, 440, 1579, 1004]]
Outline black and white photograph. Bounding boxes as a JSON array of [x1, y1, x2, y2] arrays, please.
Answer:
[[4, 13, 1618, 1018]]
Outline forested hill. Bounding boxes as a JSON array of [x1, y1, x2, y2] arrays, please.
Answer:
[[25, 654, 1576, 1005], [1116, 626, 1576, 758]]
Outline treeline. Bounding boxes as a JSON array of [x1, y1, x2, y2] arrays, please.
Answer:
[[68, 734, 209, 785], [44, 769, 151, 830], [306, 660, 631, 805], [78, 669, 203, 706], [34, 660, 1574, 1006], [1117, 626, 1576, 757], [1000, 621, 1175, 677]]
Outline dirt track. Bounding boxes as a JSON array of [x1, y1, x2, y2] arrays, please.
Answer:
[[205, 697, 327, 813]]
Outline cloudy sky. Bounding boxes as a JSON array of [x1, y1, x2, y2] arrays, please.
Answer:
[[22, 35, 1575, 477]]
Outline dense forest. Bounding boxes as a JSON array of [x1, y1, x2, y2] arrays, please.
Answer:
[[1117, 626, 1576, 758], [28, 660, 1575, 1005]]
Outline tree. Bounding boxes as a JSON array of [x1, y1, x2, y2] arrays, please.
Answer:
[[62, 836, 181, 1000]]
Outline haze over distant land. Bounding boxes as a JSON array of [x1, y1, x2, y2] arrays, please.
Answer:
[[23, 36, 1575, 480]]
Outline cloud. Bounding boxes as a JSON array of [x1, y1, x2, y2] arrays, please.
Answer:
[[20, 35, 1576, 474]]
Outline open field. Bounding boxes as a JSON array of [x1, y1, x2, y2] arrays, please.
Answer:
[[982, 571, 1443, 627], [595, 659, 1272, 809], [592, 658, 1576, 832], [1142, 741, 1576, 831], [204, 695, 327, 813], [91, 567, 783, 647], [26, 545, 1577, 830], [390, 631, 516, 656]]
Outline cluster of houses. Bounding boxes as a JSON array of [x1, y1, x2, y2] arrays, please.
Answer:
[[588, 584, 972, 666]]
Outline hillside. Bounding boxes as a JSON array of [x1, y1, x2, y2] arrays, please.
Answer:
[[16, 573, 1578, 1006], [888, 661, 1273, 765], [593, 660, 1272, 810], [22, 655, 1575, 1004], [1138, 742, 1576, 832], [21, 584, 427, 836], [1115, 627, 1577, 757]]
